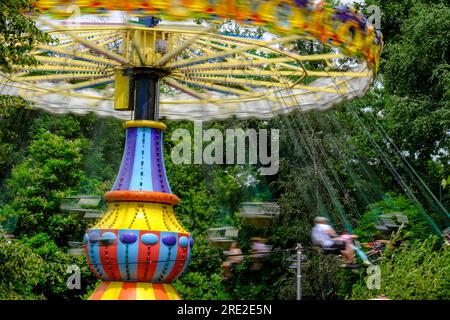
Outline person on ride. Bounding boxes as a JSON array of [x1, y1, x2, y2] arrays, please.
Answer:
[[222, 241, 243, 279], [250, 237, 272, 270], [251, 237, 271, 258], [340, 232, 372, 266], [229, 241, 243, 264], [311, 216, 356, 266], [339, 232, 358, 265]]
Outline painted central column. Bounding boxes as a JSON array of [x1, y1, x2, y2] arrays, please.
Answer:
[[85, 120, 193, 300]]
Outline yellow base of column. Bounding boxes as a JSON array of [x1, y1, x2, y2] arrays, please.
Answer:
[[95, 201, 188, 233], [88, 281, 181, 300]]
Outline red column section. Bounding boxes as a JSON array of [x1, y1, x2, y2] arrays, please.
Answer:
[[119, 282, 137, 300], [153, 283, 169, 300], [98, 230, 121, 281]]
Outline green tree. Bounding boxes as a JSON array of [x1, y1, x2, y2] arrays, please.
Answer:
[[0, 96, 37, 184], [0, 0, 51, 72], [0, 130, 85, 245], [363, 0, 445, 43], [383, 3, 450, 101]]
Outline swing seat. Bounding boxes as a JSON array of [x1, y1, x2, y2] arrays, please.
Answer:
[[313, 245, 341, 255], [375, 225, 389, 232], [340, 263, 360, 269]]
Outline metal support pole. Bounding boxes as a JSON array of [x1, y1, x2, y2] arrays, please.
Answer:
[[296, 243, 302, 300], [133, 74, 160, 121], [125, 67, 163, 121]]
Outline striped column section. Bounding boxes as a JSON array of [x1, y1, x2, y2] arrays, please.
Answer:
[[86, 120, 193, 300], [111, 121, 171, 193], [86, 230, 193, 282], [88, 282, 181, 300]]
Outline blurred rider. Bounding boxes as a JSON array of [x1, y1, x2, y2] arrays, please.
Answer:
[[222, 241, 243, 279], [311, 216, 357, 266], [250, 237, 272, 270]]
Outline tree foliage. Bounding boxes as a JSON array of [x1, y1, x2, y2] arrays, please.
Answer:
[[0, 0, 448, 301], [354, 194, 434, 242], [0, 130, 85, 245], [383, 3, 450, 101], [0, 237, 46, 299], [0, 0, 51, 72]]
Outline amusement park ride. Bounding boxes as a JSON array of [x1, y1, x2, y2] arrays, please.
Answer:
[[0, 0, 382, 300]]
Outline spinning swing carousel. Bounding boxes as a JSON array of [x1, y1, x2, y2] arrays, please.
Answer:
[[1, 0, 382, 300]]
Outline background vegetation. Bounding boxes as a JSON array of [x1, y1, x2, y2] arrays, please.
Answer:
[[0, 0, 448, 300]]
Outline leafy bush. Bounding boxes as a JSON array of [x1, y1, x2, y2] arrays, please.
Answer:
[[174, 272, 230, 300], [354, 193, 433, 242], [0, 237, 46, 300], [18, 233, 97, 300], [350, 236, 450, 300]]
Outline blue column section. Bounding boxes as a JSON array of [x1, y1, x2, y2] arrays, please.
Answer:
[[129, 128, 153, 191], [142, 128, 153, 190]]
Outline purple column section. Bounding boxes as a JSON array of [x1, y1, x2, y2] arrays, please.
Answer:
[[112, 127, 137, 191], [151, 129, 170, 193]]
